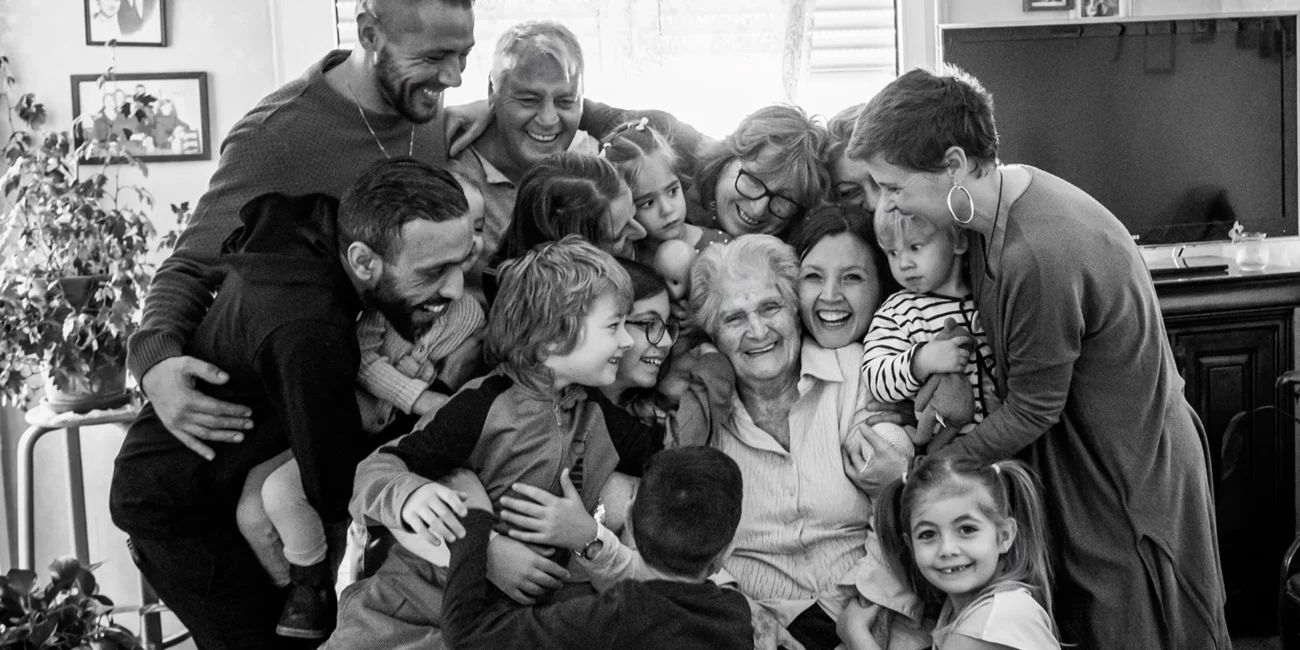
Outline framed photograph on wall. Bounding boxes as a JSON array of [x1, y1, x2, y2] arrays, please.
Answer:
[[1077, 0, 1128, 17], [71, 72, 210, 164], [84, 0, 167, 47], [1023, 0, 1076, 10]]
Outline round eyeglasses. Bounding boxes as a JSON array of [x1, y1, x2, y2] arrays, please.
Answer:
[[624, 315, 679, 346], [735, 168, 803, 221]]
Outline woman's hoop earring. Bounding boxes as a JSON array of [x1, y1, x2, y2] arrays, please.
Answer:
[[947, 184, 975, 225]]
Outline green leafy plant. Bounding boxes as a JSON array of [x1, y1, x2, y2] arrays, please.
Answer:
[[0, 52, 159, 409], [0, 557, 144, 649]]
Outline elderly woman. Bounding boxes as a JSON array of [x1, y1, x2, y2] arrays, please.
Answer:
[[691, 105, 830, 240], [848, 68, 1229, 648], [690, 235, 923, 650]]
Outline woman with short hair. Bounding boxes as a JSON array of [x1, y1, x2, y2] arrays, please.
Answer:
[[848, 66, 1229, 648]]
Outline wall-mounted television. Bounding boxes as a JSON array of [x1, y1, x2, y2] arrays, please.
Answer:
[[941, 15, 1297, 246]]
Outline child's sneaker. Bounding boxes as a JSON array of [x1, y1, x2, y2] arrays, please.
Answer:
[[276, 561, 336, 639]]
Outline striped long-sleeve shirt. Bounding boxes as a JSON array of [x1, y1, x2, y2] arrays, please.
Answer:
[[861, 291, 999, 430]]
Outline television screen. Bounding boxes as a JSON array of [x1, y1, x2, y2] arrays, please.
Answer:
[[942, 16, 1297, 245]]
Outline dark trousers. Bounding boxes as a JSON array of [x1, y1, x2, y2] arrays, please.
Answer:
[[129, 531, 287, 650]]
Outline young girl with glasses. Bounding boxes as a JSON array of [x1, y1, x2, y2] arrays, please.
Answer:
[[599, 118, 731, 262]]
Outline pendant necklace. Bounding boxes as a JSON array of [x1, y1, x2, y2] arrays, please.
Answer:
[[345, 63, 414, 158], [975, 169, 1006, 300]]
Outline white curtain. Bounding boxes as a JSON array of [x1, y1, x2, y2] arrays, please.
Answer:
[[446, 0, 816, 138], [336, 0, 900, 137]]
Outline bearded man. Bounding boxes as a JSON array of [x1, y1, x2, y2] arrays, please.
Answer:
[[110, 158, 477, 650]]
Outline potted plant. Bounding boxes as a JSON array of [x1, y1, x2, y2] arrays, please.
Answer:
[[0, 53, 159, 413], [0, 556, 147, 649]]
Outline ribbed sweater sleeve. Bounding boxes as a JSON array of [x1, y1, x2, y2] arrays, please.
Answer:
[[128, 122, 290, 382], [128, 51, 449, 384]]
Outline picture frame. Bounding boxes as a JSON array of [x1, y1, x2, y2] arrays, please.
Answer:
[[1023, 0, 1076, 11], [1077, 0, 1128, 18], [84, 0, 167, 47], [71, 72, 211, 164]]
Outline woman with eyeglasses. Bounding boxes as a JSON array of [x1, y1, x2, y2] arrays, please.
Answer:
[[691, 105, 831, 240]]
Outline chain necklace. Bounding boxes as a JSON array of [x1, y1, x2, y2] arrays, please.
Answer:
[[344, 63, 414, 158]]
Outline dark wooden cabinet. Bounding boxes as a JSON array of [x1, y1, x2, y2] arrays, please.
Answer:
[[1159, 272, 1300, 636]]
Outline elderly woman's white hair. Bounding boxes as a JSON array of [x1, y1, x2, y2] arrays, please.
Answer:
[[689, 234, 800, 335]]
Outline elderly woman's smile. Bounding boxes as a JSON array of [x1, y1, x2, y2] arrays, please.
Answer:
[[714, 280, 801, 384]]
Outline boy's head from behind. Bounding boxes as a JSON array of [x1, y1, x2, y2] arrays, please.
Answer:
[[632, 446, 743, 579], [487, 235, 633, 387]]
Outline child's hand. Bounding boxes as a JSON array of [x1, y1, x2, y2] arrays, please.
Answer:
[[412, 390, 449, 417], [399, 481, 468, 547], [498, 469, 597, 551], [395, 355, 423, 377], [836, 598, 883, 650], [486, 534, 570, 605], [912, 336, 973, 381]]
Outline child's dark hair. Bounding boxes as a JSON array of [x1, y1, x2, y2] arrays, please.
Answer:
[[618, 257, 669, 303], [788, 202, 899, 297], [875, 455, 1055, 617], [498, 152, 624, 263], [599, 118, 681, 191], [632, 446, 743, 577]]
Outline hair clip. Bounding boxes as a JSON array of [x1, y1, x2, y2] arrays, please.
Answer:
[[599, 141, 612, 158], [901, 469, 908, 485], [634, 116, 650, 131]]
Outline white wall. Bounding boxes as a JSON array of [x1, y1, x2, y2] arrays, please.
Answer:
[[0, 0, 327, 641]]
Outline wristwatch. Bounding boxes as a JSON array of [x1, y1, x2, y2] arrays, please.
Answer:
[[579, 503, 607, 561]]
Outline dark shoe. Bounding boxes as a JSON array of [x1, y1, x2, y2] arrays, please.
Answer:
[[276, 562, 336, 639]]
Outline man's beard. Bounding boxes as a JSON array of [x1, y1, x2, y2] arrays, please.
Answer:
[[368, 271, 424, 342], [375, 46, 439, 125]]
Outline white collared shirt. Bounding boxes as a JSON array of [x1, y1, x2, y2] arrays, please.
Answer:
[[713, 339, 873, 625]]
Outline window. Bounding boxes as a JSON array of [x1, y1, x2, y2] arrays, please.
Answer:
[[333, 0, 897, 137]]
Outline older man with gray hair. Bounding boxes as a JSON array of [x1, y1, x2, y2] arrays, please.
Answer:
[[450, 20, 599, 267]]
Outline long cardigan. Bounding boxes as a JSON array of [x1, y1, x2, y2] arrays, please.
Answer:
[[948, 166, 1230, 649]]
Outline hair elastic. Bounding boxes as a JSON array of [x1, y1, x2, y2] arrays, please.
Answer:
[[599, 141, 612, 158], [991, 462, 1002, 477], [901, 468, 909, 485], [947, 184, 975, 224], [634, 116, 649, 131]]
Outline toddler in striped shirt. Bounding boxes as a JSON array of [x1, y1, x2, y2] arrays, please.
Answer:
[[859, 210, 999, 454]]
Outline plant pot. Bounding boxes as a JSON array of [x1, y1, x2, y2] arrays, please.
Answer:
[[42, 362, 130, 414]]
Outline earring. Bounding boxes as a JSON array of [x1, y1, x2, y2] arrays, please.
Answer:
[[947, 184, 974, 225]]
